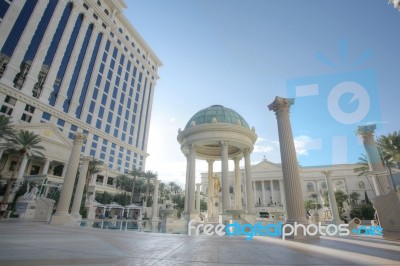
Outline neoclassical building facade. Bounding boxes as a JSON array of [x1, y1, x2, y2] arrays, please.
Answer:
[[0, 0, 161, 199], [200, 159, 376, 218]]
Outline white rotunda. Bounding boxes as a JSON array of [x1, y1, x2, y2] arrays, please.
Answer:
[[177, 105, 257, 223]]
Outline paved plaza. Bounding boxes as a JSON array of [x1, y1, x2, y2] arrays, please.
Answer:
[[0, 221, 399, 266]]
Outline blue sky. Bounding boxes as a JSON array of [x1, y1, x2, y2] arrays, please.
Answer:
[[124, 1, 400, 185]]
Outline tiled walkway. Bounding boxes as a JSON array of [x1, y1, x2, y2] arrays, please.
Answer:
[[0, 221, 399, 265]]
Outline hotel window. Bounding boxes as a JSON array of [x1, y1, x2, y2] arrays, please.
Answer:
[[0, 105, 13, 115], [24, 104, 35, 113], [4, 95, 16, 105], [21, 113, 32, 123]]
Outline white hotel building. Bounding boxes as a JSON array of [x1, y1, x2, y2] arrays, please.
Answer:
[[0, 0, 161, 197]]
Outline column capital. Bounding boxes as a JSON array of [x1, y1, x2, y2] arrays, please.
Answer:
[[321, 170, 333, 178], [220, 141, 229, 147], [73, 132, 86, 143], [268, 96, 294, 114], [81, 156, 91, 162], [356, 124, 376, 137], [243, 148, 251, 156], [233, 156, 242, 163], [206, 159, 214, 164]]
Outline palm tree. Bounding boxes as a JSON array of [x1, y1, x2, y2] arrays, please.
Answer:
[[349, 191, 360, 207], [378, 131, 400, 168], [116, 174, 131, 191], [143, 170, 157, 207], [353, 154, 376, 197], [2, 130, 45, 203], [128, 167, 143, 203], [0, 114, 14, 141], [353, 154, 369, 177], [85, 158, 103, 188]]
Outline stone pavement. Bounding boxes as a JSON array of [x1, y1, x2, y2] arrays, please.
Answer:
[[0, 220, 400, 266]]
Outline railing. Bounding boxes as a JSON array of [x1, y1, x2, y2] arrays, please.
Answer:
[[77, 218, 162, 232]]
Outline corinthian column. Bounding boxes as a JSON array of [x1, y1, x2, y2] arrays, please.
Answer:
[[207, 159, 214, 216], [221, 141, 230, 211], [234, 157, 242, 210], [70, 156, 90, 219], [51, 133, 86, 224], [268, 97, 307, 224], [322, 170, 342, 224], [196, 183, 201, 213], [187, 145, 196, 213], [356, 124, 391, 196]]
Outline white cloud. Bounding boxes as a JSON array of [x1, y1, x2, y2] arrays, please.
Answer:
[[294, 135, 321, 156], [253, 137, 279, 154]]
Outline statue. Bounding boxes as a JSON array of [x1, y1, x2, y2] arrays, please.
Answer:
[[23, 185, 39, 202], [213, 175, 221, 196]]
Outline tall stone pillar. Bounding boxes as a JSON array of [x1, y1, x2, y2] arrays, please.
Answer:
[[51, 133, 86, 224], [221, 141, 230, 211], [356, 125, 391, 196], [322, 170, 342, 224], [187, 145, 196, 213], [184, 154, 189, 213], [207, 159, 214, 216], [196, 183, 201, 213], [70, 156, 90, 219], [152, 179, 160, 220], [244, 149, 254, 213], [269, 97, 308, 224], [234, 157, 242, 210]]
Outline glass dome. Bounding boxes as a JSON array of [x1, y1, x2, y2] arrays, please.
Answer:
[[184, 105, 250, 129]]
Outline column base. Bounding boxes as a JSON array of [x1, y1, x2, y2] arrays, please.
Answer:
[[70, 213, 82, 222], [50, 213, 73, 225]]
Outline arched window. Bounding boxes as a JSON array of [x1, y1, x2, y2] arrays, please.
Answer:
[[104, 9, 109, 15], [358, 181, 365, 189], [97, 0, 101, 6]]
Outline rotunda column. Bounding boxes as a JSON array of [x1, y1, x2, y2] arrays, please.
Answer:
[[187, 144, 196, 213], [207, 159, 214, 216], [196, 183, 201, 213], [234, 157, 242, 210], [184, 153, 189, 213], [356, 124, 391, 195], [221, 141, 230, 211], [244, 149, 254, 213], [268, 97, 308, 224], [51, 132, 86, 224]]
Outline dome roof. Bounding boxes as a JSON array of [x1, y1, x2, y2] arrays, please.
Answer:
[[185, 105, 250, 130]]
